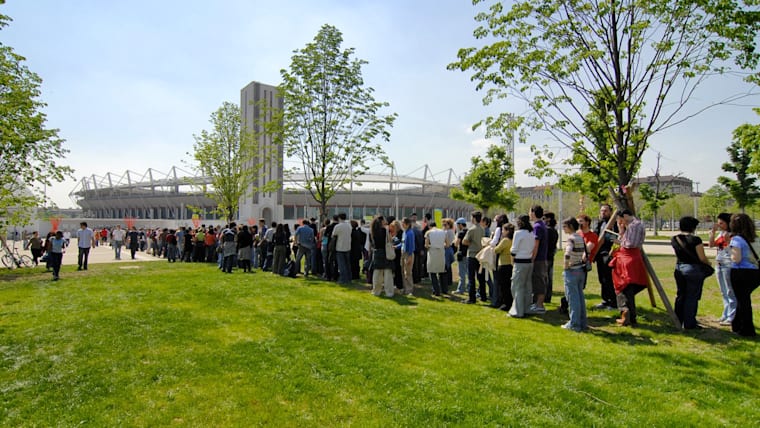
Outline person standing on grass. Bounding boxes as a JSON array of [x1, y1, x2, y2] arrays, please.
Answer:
[[462, 211, 485, 304], [671, 216, 710, 330], [425, 222, 449, 296], [561, 217, 588, 332], [728, 213, 760, 337], [49, 231, 66, 281], [294, 219, 316, 276], [453, 218, 469, 294], [529, 205, 549, 314], [127, 227, 140, 260], [609, 209, 648, 326], [577, 214, 599, 289], [166, 229, 178, 263], [543, 212, 559, 304], [400, 217, 417, 295], [332, 213, 353, 284], [709, 212, 736, 326], [509, 215, 534, 318], [111, 224, 125, 260], [370, 216, 395, 297], [28, 231, 43, 266], [493, 223, 515, 312], [76, 222, 96, 271], [237, 225, 253, 273], [594, 203, 619, 310]]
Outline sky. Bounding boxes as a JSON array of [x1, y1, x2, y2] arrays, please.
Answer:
[[3, 0, 758, 208]]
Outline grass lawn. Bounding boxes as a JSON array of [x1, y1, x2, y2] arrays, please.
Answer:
[[1, 255, 758, 426]]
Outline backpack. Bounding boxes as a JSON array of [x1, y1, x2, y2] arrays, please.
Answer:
[[283, 259, 297, 277]]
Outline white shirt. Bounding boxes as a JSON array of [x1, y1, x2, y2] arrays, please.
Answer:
[[77, 227, 94, 248], [112, 228, 126, 241], [511, 229, 535, 259], [332, 220, 352, 252], [426, 228, 447, 249]]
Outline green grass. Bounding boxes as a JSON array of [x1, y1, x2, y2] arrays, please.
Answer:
[[1, 256, 758, 426]]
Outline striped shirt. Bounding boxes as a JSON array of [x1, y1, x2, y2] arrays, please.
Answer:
[[564, 233, 586, 268]]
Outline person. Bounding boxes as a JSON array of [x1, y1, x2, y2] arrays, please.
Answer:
[[609, 209, 648, 326], [166, 229, 178, 262], [183, 228, 194, 262], [271, 224, 289, 275], [543, 212, 559, 304], [529, 205, 549, 314], [350, 220, 366, 280], [425, 222, 448, 296], [509, 216, 534, 318], [561, 217, 588, 332], [709, 212, 736, 325], [411, 213, 426, 284], [389, 218, 404, 291], [294, 219, 316, 276], [594, 204, 619, 310], [441, 218, 457, 293], [332, 213, 353, 284], [262, 222, 276, 271], [453, 218, 469, 294], [127, 226, 140, 260], [236, 225, 253, 272], [493, 223, 515, 311], [194, 227, 206, 262], [49, 230, 66, 281], [462, 211, 485, 304], [400, 217, 417, 295], [671, 216, 710, 330], [111, 224, 126, 260], [728, 213, 760, 337], [220, 223, 236, 273], [28, 231, 43, 266], [75, 222, 96, 271], [577, 214, 599, 289], [370, 216, 395, 297]]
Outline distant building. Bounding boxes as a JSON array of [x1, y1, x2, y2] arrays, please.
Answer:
[[632, 175, 694, 195]]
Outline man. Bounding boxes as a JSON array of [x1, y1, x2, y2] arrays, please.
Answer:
[[127, 227, 140, 260], [529, 205, 549, 314], [262, 222, 276, 271], [543, 212, 559, 304], [220, 223, 237, 273], [75, 222, 96, 271], [111, 224, 126, 260], [401, 217, 417, 295], [294, 219, 316, 276], [332, 213, 353, 284], [462, 211, 485, 304], [594, 203, 619, 310], [611, 209, 648, 326]]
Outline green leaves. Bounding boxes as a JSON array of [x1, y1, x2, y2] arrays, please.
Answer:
[[450, 144, 518, 214], [0, 13, 74, 229], [718, 109, 760, 212], [274, 24, 397, 220], [451, 0, 759, 211]]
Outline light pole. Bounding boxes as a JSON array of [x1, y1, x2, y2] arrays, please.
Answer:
[[693, 181, 700, 218]]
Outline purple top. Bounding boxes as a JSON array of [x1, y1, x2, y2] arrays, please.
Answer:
[[533, 220, 548, 261]]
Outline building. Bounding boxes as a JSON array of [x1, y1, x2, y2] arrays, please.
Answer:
[[632, 175, 694, 195]]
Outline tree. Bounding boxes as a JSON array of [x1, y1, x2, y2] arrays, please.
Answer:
[[700, 184, 732, 221], [270, 24, 397, 221], [449, 0, 760, 213], [450, 144, 518, 215], [189, 102, 277, 223], [718, 119, 760, 212], [0, 13, 73, 230]]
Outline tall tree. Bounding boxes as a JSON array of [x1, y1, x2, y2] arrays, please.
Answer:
[[189, 102, 277, 223], [269, 24, 397, 221], [0, 12, 73, 230], [449, 0, 760, 212], [718, 119, 760, 212], [450, 144, 518, 215]]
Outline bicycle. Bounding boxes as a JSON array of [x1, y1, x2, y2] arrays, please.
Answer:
[[2, 243, 33, 269]]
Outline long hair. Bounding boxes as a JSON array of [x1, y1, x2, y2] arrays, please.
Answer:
[[729, 213, 756, 243], [517, 215, 533, 232]]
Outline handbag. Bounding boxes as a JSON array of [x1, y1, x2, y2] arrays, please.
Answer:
[[582, 240, 593, 272], [384, 230, 396, 261], [674, 235, 714, 277]]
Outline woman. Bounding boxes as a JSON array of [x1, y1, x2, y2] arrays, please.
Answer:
[[609, 209, 649, 326], [562, 217, 588, 331], [370, 216, 395, 297], [442, 218, 457, 292], [425, 222, 449, 296], [709, 212, 735, 325], [494, 223, 515, 311], [508, 215, 534, 318], [389, 219, 404, 291], [49, 230, 66, 281], [237, 225, 253, 273], [728, 213, 759, 337], [671, 216, 710, 330], [28, 231, 43, 266]]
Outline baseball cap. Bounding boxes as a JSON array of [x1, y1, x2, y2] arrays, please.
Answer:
[[455, 217, 467, 225]]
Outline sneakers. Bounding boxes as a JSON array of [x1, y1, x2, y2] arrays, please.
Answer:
[[719, 319, 733, 326], [529, 304, 546, 314]]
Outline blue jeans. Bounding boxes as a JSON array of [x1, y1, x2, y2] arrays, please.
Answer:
[[113, 241, 123, 259], [456, 258, 468, 293], [716, 264, 736, 321], [563, 268, 587, 330], [336, 251, 351, 284], [674, 263, 705, 329]]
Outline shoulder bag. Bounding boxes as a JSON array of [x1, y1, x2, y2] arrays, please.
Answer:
[[385, 229, 396, 261]]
